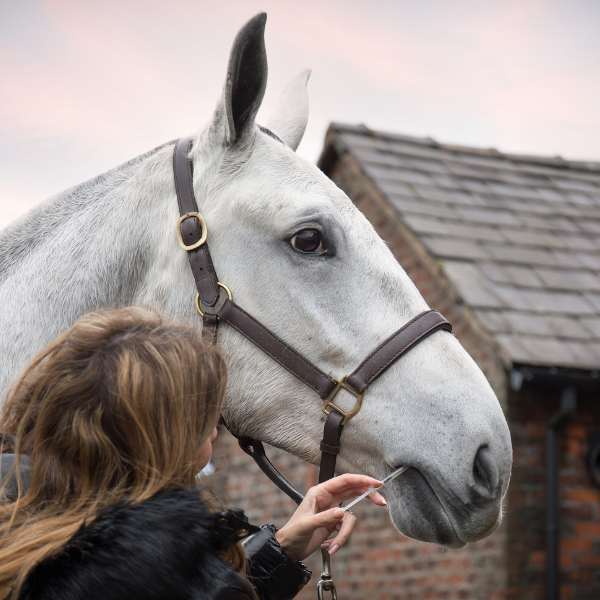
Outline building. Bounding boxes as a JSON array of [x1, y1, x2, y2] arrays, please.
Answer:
[[212, 124, 600, 600]]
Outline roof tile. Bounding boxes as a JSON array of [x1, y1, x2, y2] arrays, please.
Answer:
[[388, 196, 457, 220], [412, 185, 480, 206], [573, 253, 600, 270], [443, 262, 506, 308], [365, 165, 434, 186], [501, 229, 565, 250], [518, 289, 596, 315], [584, 294, 600, 312], [504, 313, 554, 337], [580, 317, 600, 338], [520, 215, 580, 233], [457, 207, 522, 226], [551, 178, 600, 193], [445, 222, 508, 243], [544, 316, 593, 340], [422, 237, 490, 261], [535, 268, 600, 292], [483, 244, 556, 267], [403, 215, 449, 236], [473, 309, 512, 334], [480, 263, 544, 288], [576, 220, 600, 234]]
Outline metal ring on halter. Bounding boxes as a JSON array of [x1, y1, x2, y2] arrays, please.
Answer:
[[195, 283, 232, 317], [321, 376, 365, 425]]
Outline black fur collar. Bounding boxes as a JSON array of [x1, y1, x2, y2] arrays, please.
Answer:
[[19, 487, 258, 600]]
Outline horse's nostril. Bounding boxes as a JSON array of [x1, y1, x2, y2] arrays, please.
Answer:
[[472, 445, 497, 496]]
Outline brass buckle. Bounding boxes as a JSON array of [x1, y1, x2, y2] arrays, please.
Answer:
[[322, 376, 364, 425], [176, 212, 207, 251], [195, 283, 232, 317]]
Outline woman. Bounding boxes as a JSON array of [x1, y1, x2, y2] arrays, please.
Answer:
[[0, 307, 385, 600]]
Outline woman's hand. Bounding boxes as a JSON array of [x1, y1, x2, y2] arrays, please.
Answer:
[[274, 474, 386, 562]]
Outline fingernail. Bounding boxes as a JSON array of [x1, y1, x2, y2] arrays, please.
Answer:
[[329, 544, 340, 555], [382, 498, 388, 505]]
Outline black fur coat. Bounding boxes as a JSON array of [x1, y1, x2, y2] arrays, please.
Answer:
[[17, 487, 311, 600]]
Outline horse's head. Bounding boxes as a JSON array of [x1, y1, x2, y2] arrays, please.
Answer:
[[188, 14, 512, 549]]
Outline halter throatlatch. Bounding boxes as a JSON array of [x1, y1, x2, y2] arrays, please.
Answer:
[[174, 136, 452, 597]]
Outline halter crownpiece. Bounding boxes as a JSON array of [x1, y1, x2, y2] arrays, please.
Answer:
[[173, 135, 452, 493]]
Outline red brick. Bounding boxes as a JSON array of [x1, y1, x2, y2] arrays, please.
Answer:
[[568, 488, 600, 503], [575, 521, 600, 536], [530, 551, 546, 567], [562, 506, 593, 520], [560, 585, 572, 598], [560, 554, 573, 568], [578, 554, 600, 567], [566, 424, 587, 439], [565, 438, 584, 456], [561, 538, 594, 552]]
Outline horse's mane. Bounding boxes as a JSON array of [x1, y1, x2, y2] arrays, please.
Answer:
[[0, 140, 177, 274]]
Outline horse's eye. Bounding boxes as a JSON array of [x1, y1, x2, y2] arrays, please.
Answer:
[[291, 229, 325, 253]]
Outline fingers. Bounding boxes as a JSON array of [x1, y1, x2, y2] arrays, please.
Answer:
[[327, 512, 358, 555], [370, 491, 387, 506], [306, 475, 385, 511], [321, 487, 388, 510], [316, 474, 382, 496], [311, 507, 344, 528]]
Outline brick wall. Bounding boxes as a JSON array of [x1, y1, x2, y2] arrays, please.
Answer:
[[212, 429, 506, 600], [505, 387, 600, 599]]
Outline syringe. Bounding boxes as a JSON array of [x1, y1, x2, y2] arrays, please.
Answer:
[[342, 465, 409, 512]]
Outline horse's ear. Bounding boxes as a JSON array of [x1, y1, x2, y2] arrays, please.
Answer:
[[222, 13, 268, 144], [265, 70, 311, 151]]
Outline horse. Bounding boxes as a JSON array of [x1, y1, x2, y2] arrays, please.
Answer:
[[0, 13, 511, 549]]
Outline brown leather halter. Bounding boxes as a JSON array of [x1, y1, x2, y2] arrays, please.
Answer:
[[173, 137, 452, 504]]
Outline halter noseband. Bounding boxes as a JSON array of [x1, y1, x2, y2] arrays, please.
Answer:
[[173, 137, 452, 502]]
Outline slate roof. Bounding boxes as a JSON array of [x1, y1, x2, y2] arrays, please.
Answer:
[[325, 123, 600, 371]]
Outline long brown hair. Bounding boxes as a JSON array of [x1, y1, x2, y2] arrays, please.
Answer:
[[0, 307, 231, 598]]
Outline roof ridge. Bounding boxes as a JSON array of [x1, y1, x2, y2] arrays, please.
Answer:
[[331, 123, 600, 173]]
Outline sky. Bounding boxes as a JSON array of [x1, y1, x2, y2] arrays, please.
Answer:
[[1, 0, 599, 229]]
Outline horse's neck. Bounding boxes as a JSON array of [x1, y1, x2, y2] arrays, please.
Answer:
[[0, 141, 180, 396]]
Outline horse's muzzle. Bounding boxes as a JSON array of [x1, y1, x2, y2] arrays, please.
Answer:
[[385, 465, 504, 548]]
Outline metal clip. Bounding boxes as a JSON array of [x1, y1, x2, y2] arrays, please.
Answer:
[[317, 579, 337, 600], [317, 547, 338, 600]]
